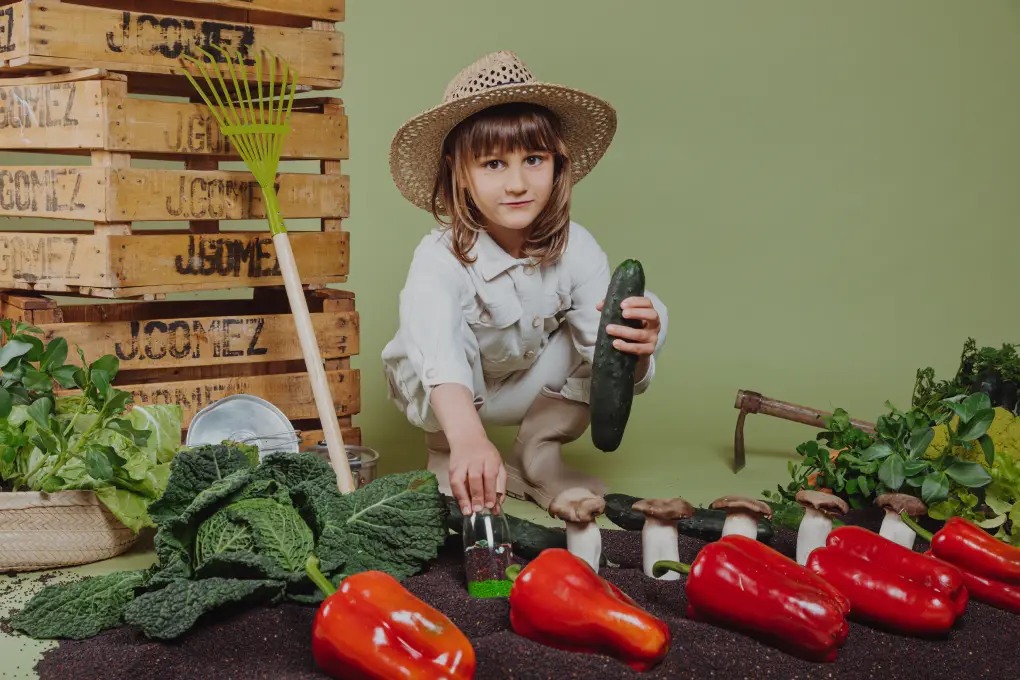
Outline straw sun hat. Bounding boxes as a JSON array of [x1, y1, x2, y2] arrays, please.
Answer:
[[389, 50, 618, 213]]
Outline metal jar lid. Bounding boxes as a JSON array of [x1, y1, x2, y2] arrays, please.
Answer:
[[186, 394, 300, 458]]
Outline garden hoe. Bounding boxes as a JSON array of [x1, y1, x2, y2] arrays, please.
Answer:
[[179, 45, 356, 494], [732, 389, 876, 473]]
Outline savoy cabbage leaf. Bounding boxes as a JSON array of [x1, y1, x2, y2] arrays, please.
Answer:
[[10, 570, 148, 640], [147, 442, 256, 526], [12, 452, 449, 642], [195, 497, 314, 574], [309, 469, 448, 579], [122, 578, 285, 640], [251, 451, 337, 491], [148, 468, 252, 583]]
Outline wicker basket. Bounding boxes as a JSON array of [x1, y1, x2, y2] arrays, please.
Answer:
[[0, 490, 139, 572]]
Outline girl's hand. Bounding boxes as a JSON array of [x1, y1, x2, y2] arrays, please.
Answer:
[[596, 296, 660, 356], [449, 436, 506, 515]]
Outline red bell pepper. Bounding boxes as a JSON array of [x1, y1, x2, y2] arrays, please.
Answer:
[[902, 513, 1020, 585], [806, 546, 958, 636], [925, 550, 1020, 615], [720, 535, 851, 615], [654, 535, 849, 663], [506, 548, 670, 672], [825, 525, 968, 616], [305, 556, 476, 680]]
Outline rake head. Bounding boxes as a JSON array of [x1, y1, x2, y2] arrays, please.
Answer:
[[179, 44, 299, 234]]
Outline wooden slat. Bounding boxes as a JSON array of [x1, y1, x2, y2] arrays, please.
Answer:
[[0, 230, 349, 292], [103, 369, 361, 428], [298, 427, 362, 450], [0, 167, 349, 221], [0, 1, 343, 89], [0, 77, 107, 150], [70, 0, 343, 23], [198, 0, 343, 21], [0, 73, 347, 160], [37, 309, 358, 369], [116, 98, 348, 159]]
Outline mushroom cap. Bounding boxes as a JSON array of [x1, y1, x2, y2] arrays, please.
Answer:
[[875, 493, 927, 517], [709, 495, 772, 519], [548, 487, 606, 524], [631, 497, 696, 521], [795, 489, 849, 516]]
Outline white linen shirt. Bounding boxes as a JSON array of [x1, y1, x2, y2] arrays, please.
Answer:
[[381, 221, 668, 432]]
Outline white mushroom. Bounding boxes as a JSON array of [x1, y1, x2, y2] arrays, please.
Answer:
[[632, 497, 695, 581], [548, 487, 606, 573], [709, 495, 772, 539], [795, 489, 849, 565], [876, 493, 927, 550]]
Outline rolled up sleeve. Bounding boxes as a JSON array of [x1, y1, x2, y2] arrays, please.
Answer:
[[401, 243, 473, 392], [386, 238, 476, 430]]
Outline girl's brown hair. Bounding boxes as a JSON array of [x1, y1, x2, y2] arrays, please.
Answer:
[[430, 102, 573, 266]]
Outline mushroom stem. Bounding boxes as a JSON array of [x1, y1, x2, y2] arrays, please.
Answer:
[[796, 508, 833, 565], [566, 521, 602, 573], [880, 508, 917, 549], [642, 519, 680, 580], [721, 513, 758, 539]]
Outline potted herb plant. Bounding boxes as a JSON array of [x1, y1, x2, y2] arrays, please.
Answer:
[[0, 319, 182, 571]]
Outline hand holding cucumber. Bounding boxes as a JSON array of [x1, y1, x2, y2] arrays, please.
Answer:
[[590, 259, 657, 452], [595, 295, 661, 365]]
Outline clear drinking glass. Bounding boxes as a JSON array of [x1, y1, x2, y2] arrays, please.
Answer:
[[462, 507, 514, 598]]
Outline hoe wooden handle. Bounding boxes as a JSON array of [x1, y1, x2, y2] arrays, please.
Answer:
[[732, 389, 876, 472]]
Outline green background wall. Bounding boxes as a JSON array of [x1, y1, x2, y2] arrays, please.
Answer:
[[4, 0, 1020, 507]]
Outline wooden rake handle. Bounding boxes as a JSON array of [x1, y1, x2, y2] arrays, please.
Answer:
[[273, 232, 356, 494]]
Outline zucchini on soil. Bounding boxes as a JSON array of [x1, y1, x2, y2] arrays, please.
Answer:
[[590, 259, 646, 452], [604, 493, 775, 544]]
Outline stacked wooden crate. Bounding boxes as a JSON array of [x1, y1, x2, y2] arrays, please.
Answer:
[[0, 0, 361, 449]]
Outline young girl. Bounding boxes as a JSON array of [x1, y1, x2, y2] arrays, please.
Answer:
[[382, 50, 668, 517]]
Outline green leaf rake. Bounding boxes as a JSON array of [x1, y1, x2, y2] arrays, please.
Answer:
[[179, 44, 356, 494]]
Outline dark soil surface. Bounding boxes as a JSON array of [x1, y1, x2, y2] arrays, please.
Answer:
[[34, 508, 1020, 679]]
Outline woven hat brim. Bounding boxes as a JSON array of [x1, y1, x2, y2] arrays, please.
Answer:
[[389, 81, 618, 213]]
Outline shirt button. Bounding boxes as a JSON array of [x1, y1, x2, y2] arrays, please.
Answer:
[[524, 265, 535, 276], [480, 310, 491, 323], [426, 369, 435, 379], [532, 315, 541, 328], [524, 350, 536, 360]]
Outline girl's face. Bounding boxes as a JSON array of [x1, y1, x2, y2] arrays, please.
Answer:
[[465, 148, 555, 234]]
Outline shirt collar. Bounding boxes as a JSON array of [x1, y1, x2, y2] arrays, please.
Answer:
[[473, 231, 535, 281]]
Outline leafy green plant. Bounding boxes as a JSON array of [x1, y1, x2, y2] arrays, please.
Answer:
[[764, 407, 878, 510], [868, 394, 993, 505], [914, 338, 1020, 417], [975, 454, 1020, 546], [11, 446, 449, 641], [765, 394, 996, 515], [0, 320, 182, 530]]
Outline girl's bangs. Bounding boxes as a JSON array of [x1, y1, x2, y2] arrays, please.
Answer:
[[457, 104, 561, 158]]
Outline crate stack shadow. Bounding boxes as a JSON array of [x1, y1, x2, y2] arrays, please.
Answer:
[[0, 0, 361, 456]]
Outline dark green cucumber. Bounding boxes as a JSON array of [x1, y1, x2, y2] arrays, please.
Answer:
[[590, 259, 646, 452], [604, 493, 775, 544]]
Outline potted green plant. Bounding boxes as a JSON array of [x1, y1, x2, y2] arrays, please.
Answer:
[[0, 319, 182, 571]]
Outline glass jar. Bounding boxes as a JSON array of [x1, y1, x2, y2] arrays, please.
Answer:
[[462, 507, 514, 598]]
